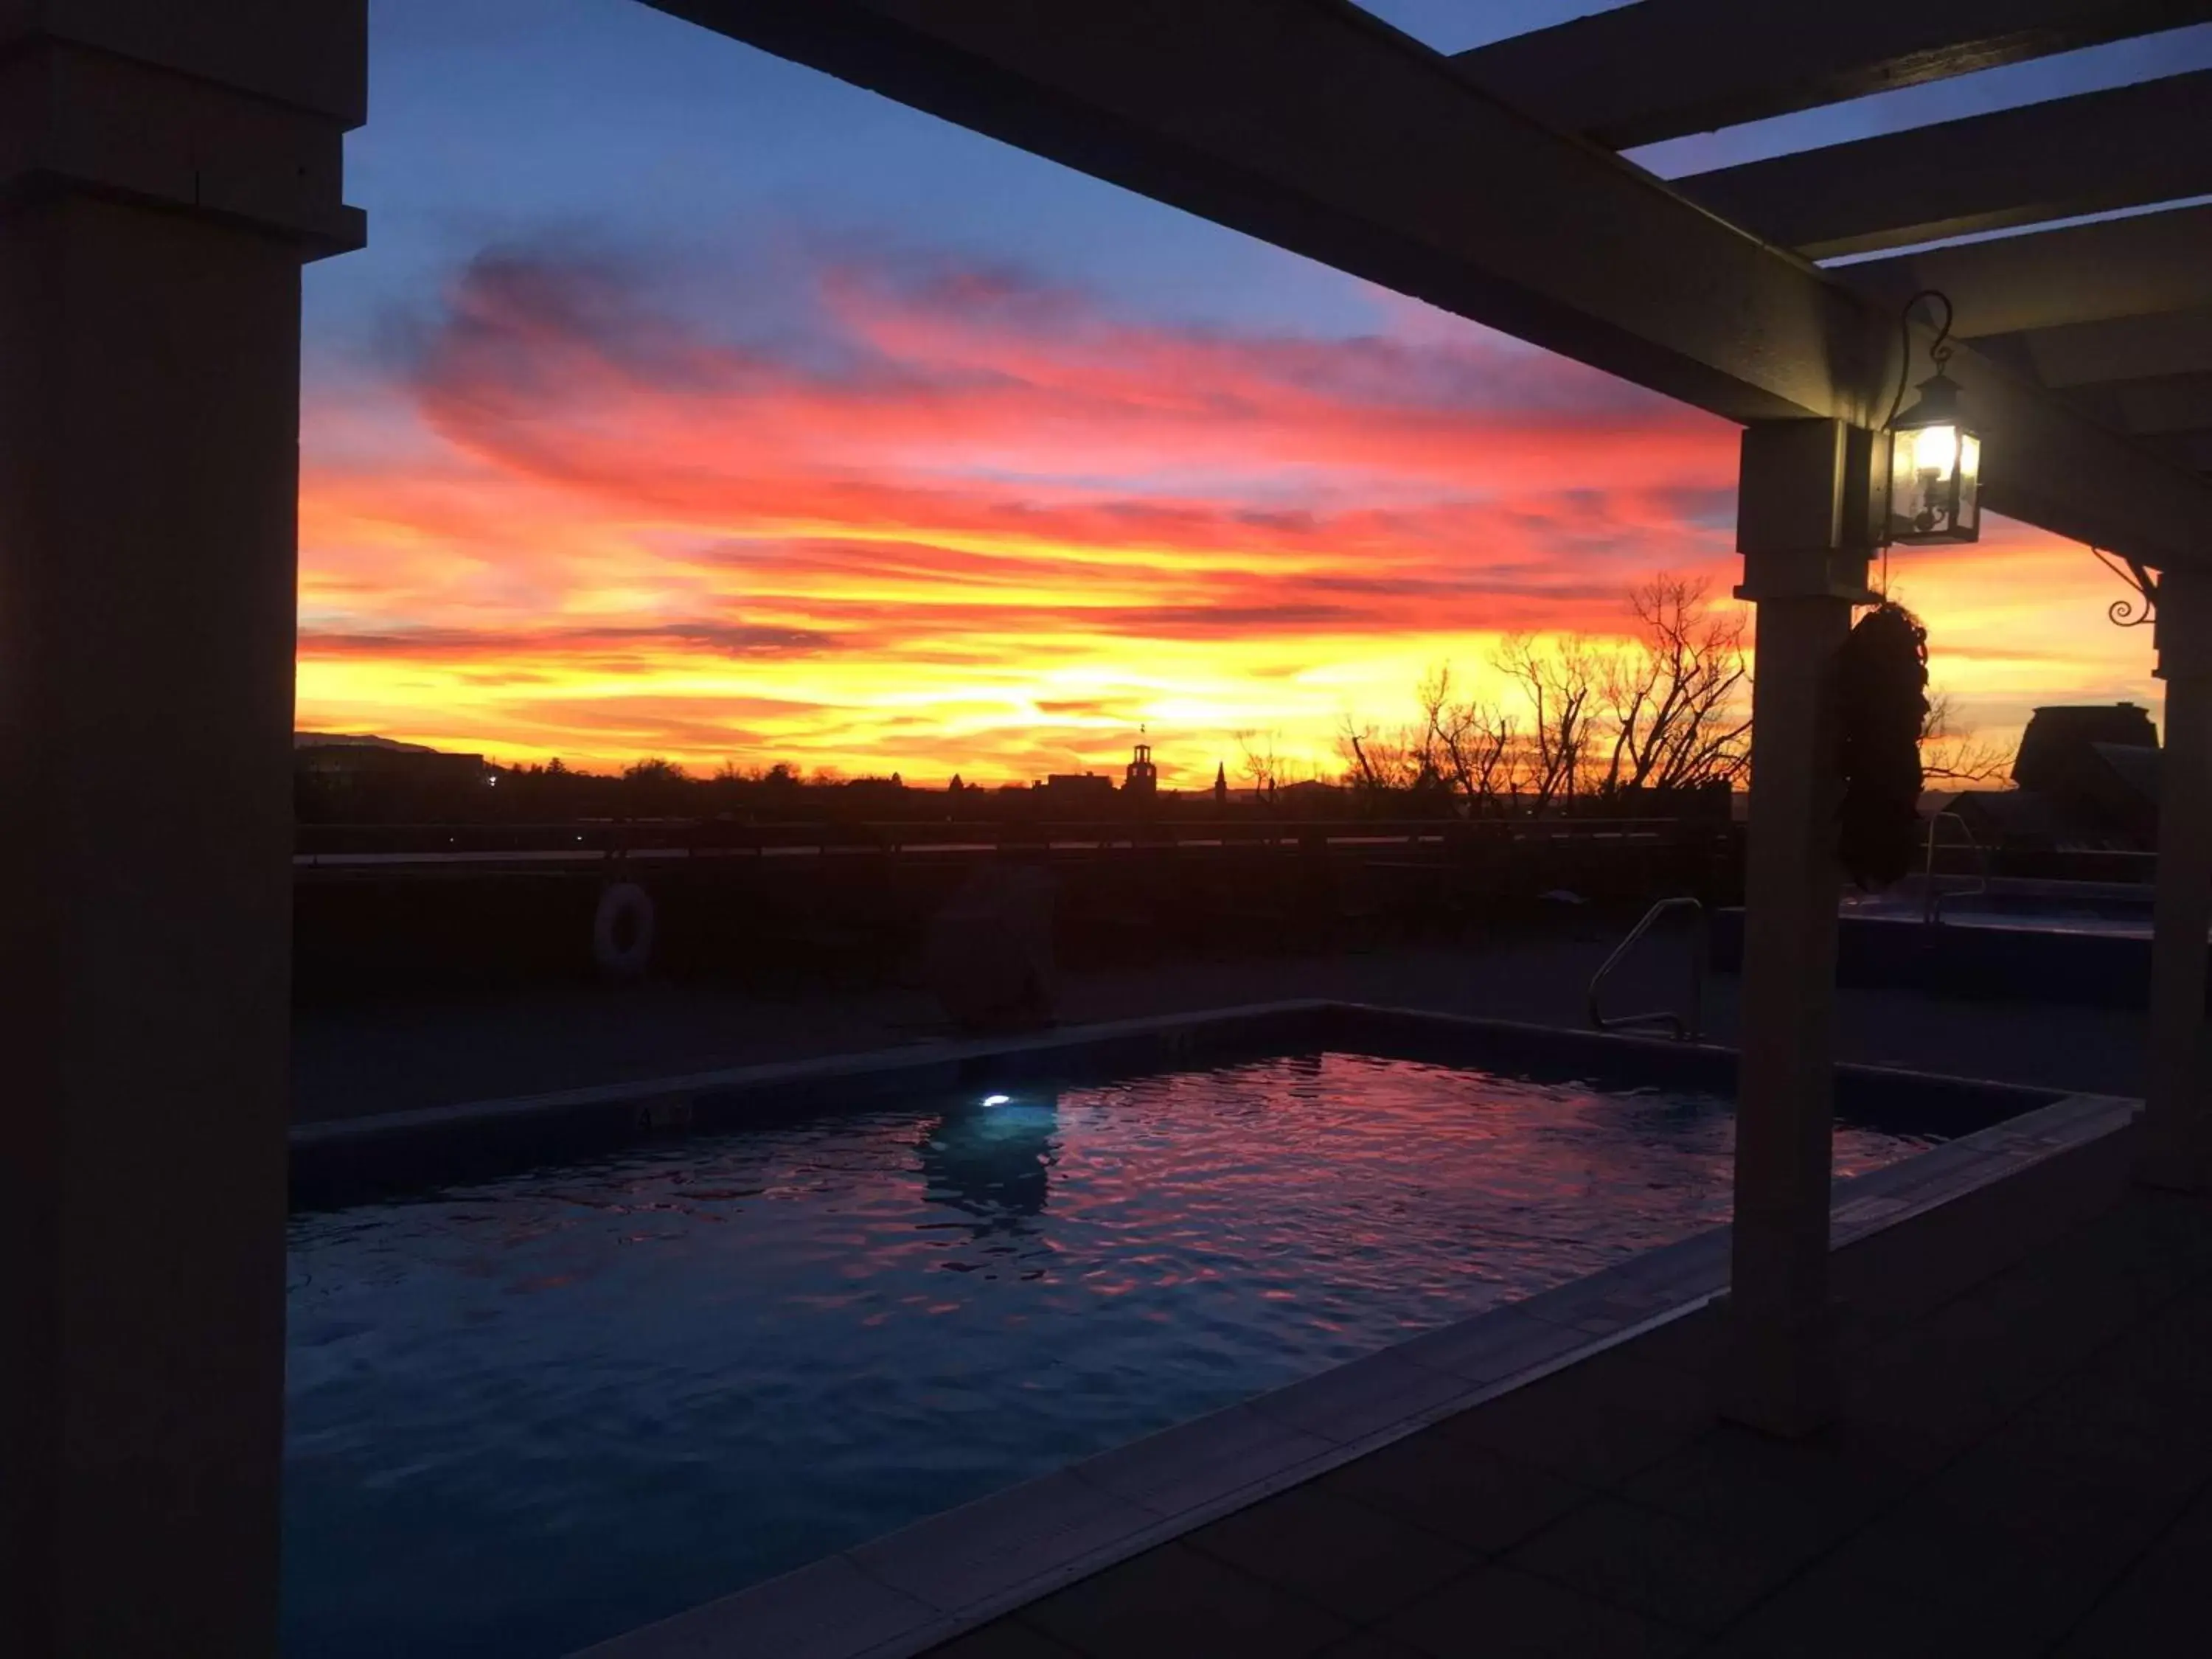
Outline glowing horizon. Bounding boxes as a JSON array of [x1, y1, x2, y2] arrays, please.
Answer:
[[296, 240, 2163, 786]]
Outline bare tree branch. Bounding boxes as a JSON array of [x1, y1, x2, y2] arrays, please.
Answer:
[[1919, 691, 2017, 786], [1234, 728, 1287, 805], [1495, 633, 1596, 812], [1597, 576, 1751, 796]]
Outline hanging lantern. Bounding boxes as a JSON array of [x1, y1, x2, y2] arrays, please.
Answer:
[[1883, 290, 1981, 546], [1888, 369, 1981, 544]]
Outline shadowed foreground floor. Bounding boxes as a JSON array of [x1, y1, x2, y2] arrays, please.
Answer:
[[923, 1133, 2212, 1659]]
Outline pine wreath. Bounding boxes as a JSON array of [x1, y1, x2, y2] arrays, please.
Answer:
[[1836, 602, 1929, 891]]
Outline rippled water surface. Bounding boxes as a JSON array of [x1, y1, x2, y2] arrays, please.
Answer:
[[284, 1052, 1941, 1658]]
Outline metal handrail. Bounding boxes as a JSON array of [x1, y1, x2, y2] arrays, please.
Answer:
[[292, 814, 1730, 861], [1921, 810, 1990, 927], [1587, 897, 1706, 1041]]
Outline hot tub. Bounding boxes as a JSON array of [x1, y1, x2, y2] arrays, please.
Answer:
[[1710, 878, 2197, 1006]]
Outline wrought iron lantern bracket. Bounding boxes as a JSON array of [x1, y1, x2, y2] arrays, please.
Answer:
[[2093, 546, 2160, 629]]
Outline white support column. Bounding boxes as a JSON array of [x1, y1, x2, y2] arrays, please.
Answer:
[[0, 9, 362, 1655], [1725, 420, 1875, 1436], [2140, 568, 2212, 1190]]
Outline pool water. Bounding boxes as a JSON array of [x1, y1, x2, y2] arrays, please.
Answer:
[[284, 1051, 1941, 1658]]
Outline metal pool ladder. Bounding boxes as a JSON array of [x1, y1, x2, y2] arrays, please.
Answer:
[[1921, 809, 1991, 927], [1587, 896, 1706, 1040]]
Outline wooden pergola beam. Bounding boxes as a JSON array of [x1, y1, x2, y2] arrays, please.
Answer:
[[2146, 429, 2212, 473], [1448, 0, 2212, 150], [1679, 70, 2212, 260], [1843, 202, 2212, 337], [2000, 306, 2212, 388], [0, 0, 366, 122], [2065, 370, 2212, 436], [1959, 349, 2212, 554], [644, 0, 2212, 568]]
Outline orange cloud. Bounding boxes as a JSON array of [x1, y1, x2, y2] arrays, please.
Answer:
[[296, 246, 2157, 781]]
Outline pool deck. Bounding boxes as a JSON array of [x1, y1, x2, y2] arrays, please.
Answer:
[[919, 1126, 2212, 1659], [294, 929, 2155, 1123]]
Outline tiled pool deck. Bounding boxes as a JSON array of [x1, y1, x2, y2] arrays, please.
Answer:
[[566, 1071, 2195, 1659]]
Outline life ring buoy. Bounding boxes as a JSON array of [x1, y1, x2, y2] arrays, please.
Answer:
[[593, 882, 655, 981]]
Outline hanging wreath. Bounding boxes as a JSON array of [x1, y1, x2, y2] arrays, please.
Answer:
[[1836, 602, 1928, 891]]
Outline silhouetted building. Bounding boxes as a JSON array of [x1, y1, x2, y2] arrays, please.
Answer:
[[294, 734, 492, 821], [1124, 739, 1158, 800], [1041, 773, 1115, 804], [1214, 762, 1228, 809], [2013, 703, 2157, 796], [1953, 703, 2160, 849]]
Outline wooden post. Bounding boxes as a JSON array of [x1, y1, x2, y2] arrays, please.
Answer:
[[2140, 568, 2212, 1191], [1725, 420, 1874, 1436], [0, 9, 362, 1654]]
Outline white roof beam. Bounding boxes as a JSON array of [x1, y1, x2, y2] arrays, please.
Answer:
[[1679, 71, 2212, 260], [1843, 204, 2212, 337], [644, 0, 2212, 569], [1449, 0, 2212, 150]]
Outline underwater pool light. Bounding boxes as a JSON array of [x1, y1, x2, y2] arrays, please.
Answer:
[[981, 1093, 1012, 1107]]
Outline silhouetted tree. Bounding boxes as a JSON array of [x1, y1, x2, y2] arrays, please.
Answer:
[[1234, 728, 1285, 806], [622, 757, 690, 815], [1919, 692, 2017, 785], [1495, 633, 1596, 812], [1596, 575, 1752, 794]]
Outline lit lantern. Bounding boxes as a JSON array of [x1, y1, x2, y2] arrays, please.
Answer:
[[1886, 369, 1980, 544], [1883, 289, 1980, 546]]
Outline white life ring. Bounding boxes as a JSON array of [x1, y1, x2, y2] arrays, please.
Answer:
[[592, 882, 655, 981]]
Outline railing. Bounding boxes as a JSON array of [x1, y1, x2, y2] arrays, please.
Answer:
[[294, 815, 1737, 867], [1921, 810, 1992, 927], [1587, 897, 1706, 1041]]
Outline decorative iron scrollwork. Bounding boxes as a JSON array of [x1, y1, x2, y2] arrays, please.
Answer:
[[2093, 547, 2158, 629]]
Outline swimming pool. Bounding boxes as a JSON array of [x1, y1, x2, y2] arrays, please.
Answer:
[[282, 1039, 1963, 1658]]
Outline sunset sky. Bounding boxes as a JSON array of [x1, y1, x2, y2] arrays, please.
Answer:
[[297, 1, 2212, 785]]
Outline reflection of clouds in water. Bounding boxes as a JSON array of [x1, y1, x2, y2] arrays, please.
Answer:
[[283, 1054, 1963, 1659], [917, 1092, 1062, 1229]]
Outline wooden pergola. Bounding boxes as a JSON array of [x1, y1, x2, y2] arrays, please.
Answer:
[[5, 2, 2211, 1652]]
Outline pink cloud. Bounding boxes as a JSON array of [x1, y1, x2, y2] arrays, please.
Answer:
[[296, 243, 2140, 776]]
